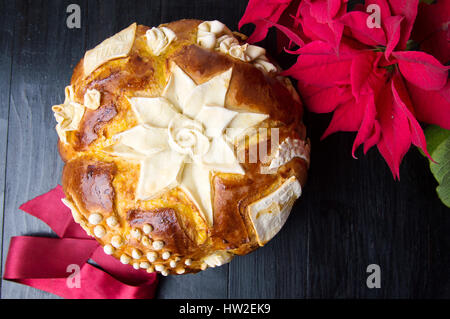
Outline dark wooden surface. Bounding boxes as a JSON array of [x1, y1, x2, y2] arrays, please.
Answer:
[[0, 0, 449, 299]]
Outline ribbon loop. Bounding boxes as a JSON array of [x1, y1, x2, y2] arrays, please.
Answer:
[[3, 186, 158, 299]]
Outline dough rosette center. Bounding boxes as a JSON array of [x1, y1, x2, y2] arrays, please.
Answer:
[[168, 114, 210, 158]]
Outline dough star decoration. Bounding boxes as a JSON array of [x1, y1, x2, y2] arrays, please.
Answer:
[[102, 63, 268, 226], [52, 20, 310, 274]]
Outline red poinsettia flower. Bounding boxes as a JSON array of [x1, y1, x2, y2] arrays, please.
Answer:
[[240, 0, 450, 179], [293, 0, 348, 51], [240, 0, 348, 51], [239, 0, 294, 43]]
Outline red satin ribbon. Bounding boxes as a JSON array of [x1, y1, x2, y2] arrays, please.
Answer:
[[3, 185, 158, 299]]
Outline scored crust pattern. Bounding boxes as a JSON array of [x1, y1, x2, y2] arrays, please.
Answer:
[[53, 19, 310, 275]]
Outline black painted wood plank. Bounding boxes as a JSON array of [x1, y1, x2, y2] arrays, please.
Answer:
[[429, 183, 450, 297], [156, 267, 229, 299], [156, 0, 248, 299], [86, 0, 161, 51], [1, 0, 87, 299], [303, 114, 450, 298], [0, 0, 15, 298], [160, 0, 248, 31], [228, 203, 309, 298]]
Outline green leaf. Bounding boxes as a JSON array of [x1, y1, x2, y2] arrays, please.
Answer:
[[424, 125, 450, 208], [424, 125, 450, 156], [437, 170, 450, 207]]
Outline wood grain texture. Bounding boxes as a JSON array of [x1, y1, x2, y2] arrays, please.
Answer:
[[1, 0, 449, 299], [0, 0, 15, 298], [0, 0, 87, 299], [302, 113, 450, 298], [86, 0, 161, 50]]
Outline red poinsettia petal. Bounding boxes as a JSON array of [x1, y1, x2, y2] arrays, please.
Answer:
[[340, 11, 387, 46], [238, 0, 292, 43], [352, 93, 377, 158], [289, 39, 334, 54], [328, 0, 347, 19], [262, 19, 305, 47], [376, 79, 412, 179], [304, 0, 329, 23], [239, 0, 292, 27], [295, 2, 344, 52], [391, 72, 432, 159], [412, 1, 450, 64], [284, 34, 361, 55], [328, 20, 345, 52], [419, 30, 450, 65], [351, 52, 377, 99], [247, 20, 272, 44], [349, 49, 388, 158], [283, 55, 351, 87], [383, 15, 404, 60], [393, 51, 450, 91], [439, 80, 450, 103], [365, 0, 391, 19], [363, 120, 381, 154], [305, 0, 346, 23], [351, 51, 388, 99], [388, 0, 419, 50], [406, 81, 450, 130], [298, 82, 353, 113], [321, 98, 365, 140], [412, 0, 450, 44], [282, 41, 355, 87], [377, 138, 409, 180], [276, 0, 303, 52]]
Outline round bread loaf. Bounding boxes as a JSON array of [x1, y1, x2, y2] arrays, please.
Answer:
[[52, 19, 310, 275]]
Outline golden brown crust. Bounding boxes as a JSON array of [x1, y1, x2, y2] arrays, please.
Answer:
[[62, 158, 116, 214], [170, 44, 303, 125], [75, 103, 118, 150], [127, 208, 196, 255], [57, 19, 309, 275]]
